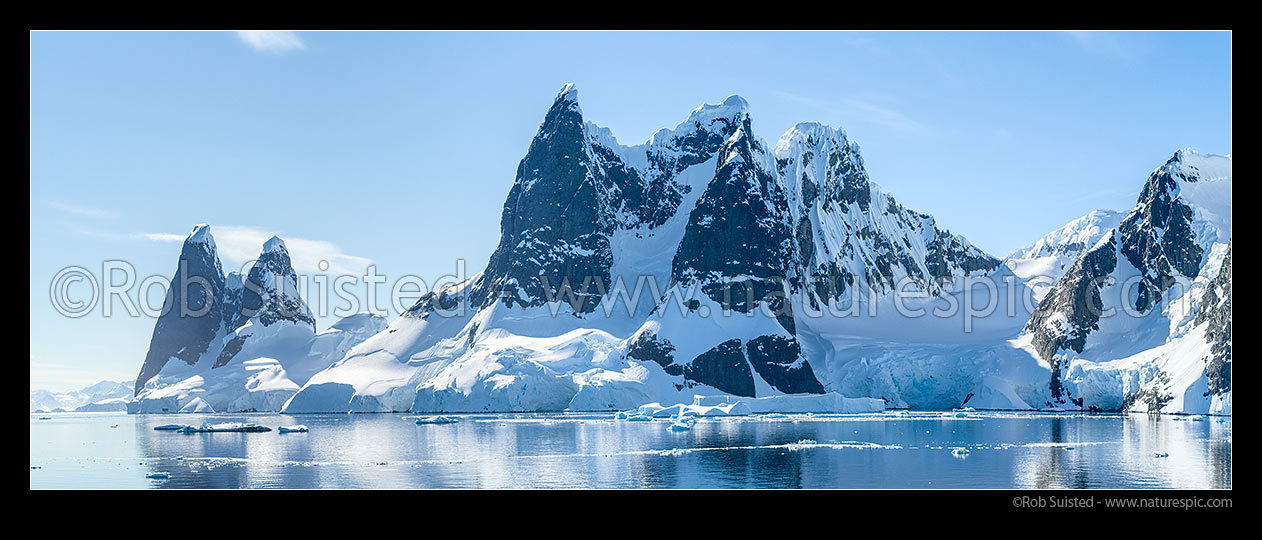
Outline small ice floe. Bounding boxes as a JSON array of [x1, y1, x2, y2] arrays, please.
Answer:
[[761, 413, 790, 420], [614, 411, 630, 420], [1153, 452, 1169, 458], [178, 422, 271, 433], [153, 424, 187, 431], [146, 472, 170, 479], [951, 407, 975, 417], [415, 416, 459, 425], [278, 425, 309, 433], [950, 447, 971, 458], [624, 414, 653, 422], [668, 416, 697, 432]]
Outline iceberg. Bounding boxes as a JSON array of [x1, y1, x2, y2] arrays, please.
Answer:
[[177, 422, 272, 433], [278, 425, 309, 433], [668, 416, 697, 431], [636, 392, 885, 418], [414, 416, 459, 425], [950, 447, 971, 458]]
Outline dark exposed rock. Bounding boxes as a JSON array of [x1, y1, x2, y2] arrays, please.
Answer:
[[1196, 243, 1231, 396], [684, 339, 755, 397], [236, 238, 315, 330], [745, 335, 825, 394], [626, 331, 681, 376], [672, 114, 794, 312], [1122, 370, 1174, 413], [470, 87, 613, 314], [925, 228, 1000, 281], [1028, 151, 1215, 362], [135, 226, 227, 395], [1028, 233, 1119, 395]]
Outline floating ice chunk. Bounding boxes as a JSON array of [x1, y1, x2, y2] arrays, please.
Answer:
[[1153, 452, 1169, 458], [624, 414, 653, 422], [415, 416, 459, 425], [691, 393, 884, 414], [278, 425, 309, 433], [668, 416, 696, 432], [950, 447, 971, 458], [153, 424, 187, 431], [178, 422, 272, 433], [146, 472, 170, 479]]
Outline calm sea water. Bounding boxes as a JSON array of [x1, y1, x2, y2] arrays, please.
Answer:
[[30, 411, 1230, 489]]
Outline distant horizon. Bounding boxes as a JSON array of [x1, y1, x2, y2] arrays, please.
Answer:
[[30, 30, 1231, 391]]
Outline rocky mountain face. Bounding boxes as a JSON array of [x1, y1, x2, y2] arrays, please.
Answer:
[[1196, 242, 1231, 397], [134, 224, 229, 395], [285, 85, 1022, 414], [1005, 209, 1125, 301], [130, 225, 382, 413], [1024, 149, 1232, 413], [133, 87, 1228, 416]]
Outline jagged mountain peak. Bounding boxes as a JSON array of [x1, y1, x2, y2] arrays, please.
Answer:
[[1007, 208, 1125, 261], [774, 121, 854, 154], [1162, 148, 1231, 181], [262, 235, 288, 254], [187, 223, 214, 245], [647, 94, 751, 149], [556, 82, 578, 103]]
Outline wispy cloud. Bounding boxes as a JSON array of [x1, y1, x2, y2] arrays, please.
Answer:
[[775, 91, 928, 135], [236, 31, 306, 54], [138, 225, 372, 276], [50, 202, 115, 219]]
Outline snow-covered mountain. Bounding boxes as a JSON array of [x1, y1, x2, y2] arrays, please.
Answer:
[[30, 380, 134, 412], [283, 85, 1043, 414], [1005, 209, 1126, 302], [124, 87, 1229, 417], [1024, 149, 1232, 414], [130, 225, 385, 413]]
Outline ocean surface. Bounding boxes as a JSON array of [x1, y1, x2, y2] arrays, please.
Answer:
[[30, 411, 1231, 489]]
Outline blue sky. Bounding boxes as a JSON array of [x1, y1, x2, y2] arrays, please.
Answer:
[[29, 31, 1231, 391]]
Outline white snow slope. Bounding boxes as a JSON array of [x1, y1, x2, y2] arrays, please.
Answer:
[[284, 86, 1055, 415], [129, 227, 387, 413], [1005, 209, 1126, 302]]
